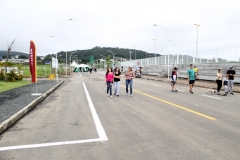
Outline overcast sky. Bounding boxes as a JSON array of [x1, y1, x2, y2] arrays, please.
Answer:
[[1, 0, 240, 60]]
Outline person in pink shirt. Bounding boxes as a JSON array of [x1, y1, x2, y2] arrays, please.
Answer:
[[105, 67, 114, 97]]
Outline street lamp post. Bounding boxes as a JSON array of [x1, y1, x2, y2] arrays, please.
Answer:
[[154, 24, 170, 80], [122, 43, 132, 67], [107, 50, 115, 68], [69, 51, 78, 74], [100, 55, 106, 69], [153, 39, 157, 65], [194, 24, 201, 63], [65, 42, 75, 76], [54, 19, 73, 82], [134, 45, 137, 60]]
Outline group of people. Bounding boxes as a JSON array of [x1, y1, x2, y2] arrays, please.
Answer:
[[105, 67, 135, 97], [216, 66, 236, 95], [171, 64, 236, 95]]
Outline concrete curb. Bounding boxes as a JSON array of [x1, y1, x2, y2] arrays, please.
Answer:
[[0, 80, 64, 135]]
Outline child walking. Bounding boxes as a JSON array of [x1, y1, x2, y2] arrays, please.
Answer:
[[105, 68, 114, 97], [171, 67, 178, 92], [223, 76, 228, 96]]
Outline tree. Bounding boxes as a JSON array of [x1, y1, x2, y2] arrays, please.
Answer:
[[6, 39, 16, 72], [19, 55, 27, 59]]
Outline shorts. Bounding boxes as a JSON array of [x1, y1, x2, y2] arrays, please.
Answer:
[[189, 80, 195, 84], [171, 81, 176, 85]]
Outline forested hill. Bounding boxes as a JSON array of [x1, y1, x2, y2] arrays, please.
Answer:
[[0, 50, 28, 57], [43, 46, 156, 63]]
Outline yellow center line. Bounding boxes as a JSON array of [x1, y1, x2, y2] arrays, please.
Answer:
[[120, 85, 217, 121]]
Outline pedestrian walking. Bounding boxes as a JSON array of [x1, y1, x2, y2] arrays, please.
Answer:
[[226, 66, 236, 95], [194, 66, 198, 79], [105, 68, 114, 97], [222, 75, 228, 96], [124, 67, 135, 96], [114, 67, 121, 97], [187, 64, 199, 94], [216, 69, 223, 95], [171, 67, 178, 92], [90, 68, 92, 74]]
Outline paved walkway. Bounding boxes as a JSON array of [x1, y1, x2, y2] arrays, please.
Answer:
[[141, 75, 240, 93]]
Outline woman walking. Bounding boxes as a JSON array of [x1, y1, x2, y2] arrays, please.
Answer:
[[105, 68, 114, 97], [114, 67, 121, 97], [171, 67, 178, 92], [216, 69, 223, 95], [124, 67, 135, 96]]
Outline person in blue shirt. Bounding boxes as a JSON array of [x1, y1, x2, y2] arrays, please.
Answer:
[[187, 64, 199, 94]]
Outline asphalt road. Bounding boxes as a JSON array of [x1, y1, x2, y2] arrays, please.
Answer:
[[0, 72, 240, 160]]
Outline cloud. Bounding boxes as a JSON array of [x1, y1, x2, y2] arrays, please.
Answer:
[[0, 0, 239, 61]]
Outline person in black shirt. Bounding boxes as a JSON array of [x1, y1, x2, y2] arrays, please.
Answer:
[[226, 66, 236, 95], [114, 67, 121, 97]]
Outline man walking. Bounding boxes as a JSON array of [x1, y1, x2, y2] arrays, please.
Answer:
[[187, 64, 199, 94], [226, 66, 236, 95]]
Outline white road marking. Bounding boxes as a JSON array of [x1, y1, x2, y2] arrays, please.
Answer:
[[83, 82, 108, 140], [0, 138, 103, 151], [140, 82, 146, 84], [0, 83, 108, 152], [177, 90, 184, 92], [154, 85, 161, 87], [202, 95, 222, 99]]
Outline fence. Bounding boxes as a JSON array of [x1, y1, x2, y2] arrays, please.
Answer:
[[120, 46, 240, 67]]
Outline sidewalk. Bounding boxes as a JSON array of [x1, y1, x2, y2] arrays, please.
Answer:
[[141, 75, 240, 93]]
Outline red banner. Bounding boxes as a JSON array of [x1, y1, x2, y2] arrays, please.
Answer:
[[29, 41, 37, 83]]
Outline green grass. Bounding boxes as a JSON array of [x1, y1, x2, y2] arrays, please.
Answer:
[[0, 80, 32, 93], [21, 64, 52, 77], [21, 64, 67, 77]]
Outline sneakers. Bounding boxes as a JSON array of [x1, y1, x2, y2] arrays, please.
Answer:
[[114, 93, 116, 95], [130, 95, 132, 97], [230, 92, 234, 95], [172, 90, 175, 92], [175, 90, 178, 92], [110, 95, 112, 98], [223, 94, 227, 96], [117, 95, 119, 97], [217, 92, 220, 95], [189, 90, 193, 94]]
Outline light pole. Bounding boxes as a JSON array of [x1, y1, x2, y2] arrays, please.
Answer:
[[100, 55, 106, 69], [107, 50, 115, 68], [194, 24, 201, 63], [54, 19, 73, 82], [65, 42, 75, 76], [154, 24, 170, 80], [69, 51, 77, 74], [134, 45, 137, 60], [122, 43, 132, 66], [153, 39, 157, 56]]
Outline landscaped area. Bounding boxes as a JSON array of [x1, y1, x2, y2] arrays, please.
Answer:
[[0, 80, 32, 93]]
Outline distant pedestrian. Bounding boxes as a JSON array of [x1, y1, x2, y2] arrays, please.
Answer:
[[90, 68, 92, 74], [114, 67, 121, 97], [194, 66, 198, 79], [121, 66, 123, 72], [171, 67, 178, 92], [124, 67, 135, 96], [226, 66, 236, 95], [216, 69, 223, 95], [105, 68, 114, 97], [187, 64, 199, 94], [222, 75, 228, 96]]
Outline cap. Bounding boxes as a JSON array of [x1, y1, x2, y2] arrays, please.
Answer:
[[230, 66, 233, 69]]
